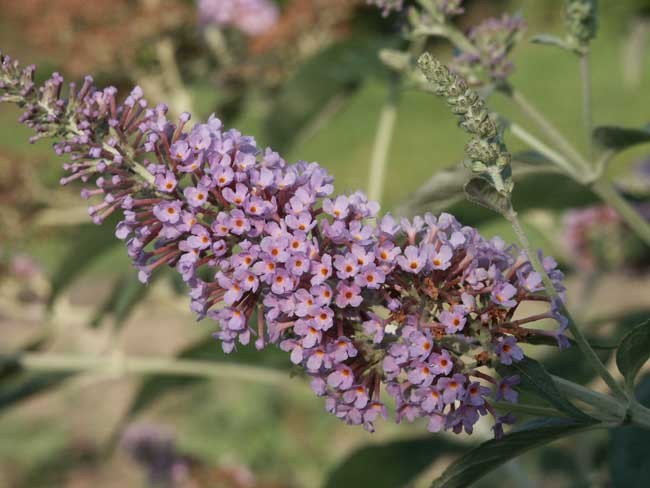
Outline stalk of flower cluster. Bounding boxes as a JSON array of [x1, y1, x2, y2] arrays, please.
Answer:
[[367, 78, 400, 204], [1, 51, 575, 438], [17, 352, 293, 387], [505, 210, 628, 401], [580, 54, 593, 158]]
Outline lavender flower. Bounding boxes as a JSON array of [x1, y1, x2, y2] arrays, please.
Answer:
[[451, 14, 526, 85], [562, 205, 623, 272], [1, 52, 570, 438], [121, 424, 190, 486], [197, 0, 279, 36]]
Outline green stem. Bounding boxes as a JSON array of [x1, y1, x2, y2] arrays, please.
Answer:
[[412, 24, 480, 58], [506, 87, 592, 176], [19, 352, 296, 388], [367, 80, 400, 203], [629, 401, 650, 430], [580, 53, 594, 159], [505, 209, 628, 401], [591, 178, 650, 247], [553, 375, 626, 422]]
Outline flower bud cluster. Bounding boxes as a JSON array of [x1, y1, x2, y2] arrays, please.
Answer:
[[564, 0, 598, 54], [197, 0, 279, 36], [417, 53, 512, 195], [1, 53, 569, 437]]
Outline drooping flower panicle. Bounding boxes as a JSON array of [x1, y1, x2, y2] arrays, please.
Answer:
[[197, 0, 279, 36], [0, 52, 568, 437]]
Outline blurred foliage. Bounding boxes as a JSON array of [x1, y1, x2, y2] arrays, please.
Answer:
[[1, 0, 650, 486]]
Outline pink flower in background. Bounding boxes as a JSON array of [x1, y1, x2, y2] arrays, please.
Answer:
[[197, 0, 279, 36]]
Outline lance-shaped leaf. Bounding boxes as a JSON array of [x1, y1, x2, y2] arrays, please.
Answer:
[[48, 216, 121, 307], [531, 34, 571, 51], [0, 371, 73, 411], [89, 269, 159, 329], [498, 356, 595, 422], [593, 125, 650, 152], [325, 436, 465, 488], [616, 319, 650, 391], [430, 418, 598, 488]]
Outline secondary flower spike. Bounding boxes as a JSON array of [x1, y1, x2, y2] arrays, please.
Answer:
[[0, 52, 569, 437]]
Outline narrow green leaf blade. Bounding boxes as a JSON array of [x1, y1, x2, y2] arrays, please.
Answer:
[[48, 217, 120, 307], [616, 319, 650, 391], [430, 418, 597, 488], [530, 34, 570, 50], [90, 270, 158, 330], [498, 356, 594, 422], [0, 372, 73, 411], [593, 125, 650, 151], [325, 436, 464, 488]]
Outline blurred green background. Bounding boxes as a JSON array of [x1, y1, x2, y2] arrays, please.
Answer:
[[1, 0, 650, 487]]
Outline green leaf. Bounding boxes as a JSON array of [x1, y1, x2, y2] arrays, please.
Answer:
[[125, 333, 291, 418], [592, 125, 650, 151], [616, 319, 650, 391], [397, 163, 470, 214], [325, 436, 465, 488], [463, 177, 512, 215], [531, 34, 570, 50], [0, 372, 73, 411], [264, 35, 395, 152], [90, 269, 158, 329], [609, 374, 650, 488], [430, 418, 597, 488], [48, 216, 121, 307], [498, 356, 594, 422]]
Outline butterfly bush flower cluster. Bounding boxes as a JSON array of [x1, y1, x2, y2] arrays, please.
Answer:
[[121, 424, 190, 486], [197, 0, 279, 36], [451, 14, 526, 85], [0, 52, 569, 437], [563, 205, 624, 273]]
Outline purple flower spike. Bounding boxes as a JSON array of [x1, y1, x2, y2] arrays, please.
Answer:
[[0, 52, 571, 439]]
